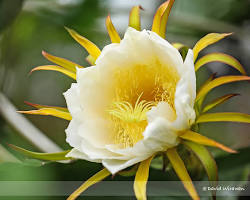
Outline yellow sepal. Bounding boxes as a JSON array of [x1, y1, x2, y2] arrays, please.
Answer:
[[67, 168, 111, 200], [180, 130, 236, 153], [9, 144, 71, 161], [24, 101, 68, 112], [31, 65, 76, 79], [172, 42, 184, 50], [106, 15, 121, 43], [193, 33, 232, 61], [195, 53, 246, 75], [166, 148, 200, 200], [152, 0, 175, 38], [196, 112, 250, 124], [65, 27, 101, 62], [86, 55, 96, 65], [202, 94, 239, 113], [134, 156, 154, 200], [129, 5, 142, 31], [42, 51, 83, 72], [18, 108, 72, 121], [196, 75, 250, 102]]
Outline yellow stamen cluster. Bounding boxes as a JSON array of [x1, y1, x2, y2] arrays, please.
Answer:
[[108, 60, 180, 148], [108, 93, 156, 123]]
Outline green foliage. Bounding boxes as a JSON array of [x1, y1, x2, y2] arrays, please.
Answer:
[[0, 0, 23, 32]]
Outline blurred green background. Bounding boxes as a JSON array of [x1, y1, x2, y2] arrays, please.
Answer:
[[0, 0, 250, 199]]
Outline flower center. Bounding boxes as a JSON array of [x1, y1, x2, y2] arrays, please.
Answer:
[[108, 93, 156, 123], [108, 60, 180, 148]]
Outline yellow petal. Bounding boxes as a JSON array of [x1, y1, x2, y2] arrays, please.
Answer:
[[129, 5, 142, 31], [172, 42, 184, 50], [166, 148, 200, 200], [134, 156, 154, 200], [18, 108, 72, 121], [67, 168, 111, 200], [196, 75, 250, 102], [202, 94, 239, 113], [180, 130, 236, 153], [31, 65, 76, 79], [105, 15, 121, 43], [195, 53, 246, 75], [196, 112, 250, 124], [65, 27, 101, 62], [193, 33, 232, 61], [152, 0, 175, 38], [24, 101, 68, 112], [42, 51, 83, 72]]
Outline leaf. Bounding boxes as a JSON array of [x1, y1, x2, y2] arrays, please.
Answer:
[[129, 5, 142, 31], [106, 15, 121, 43], [67, 168, 111, 200], [193, 33, 232, 61], [196, 75, 250, 102], [214, 147, 250, 183], [183, 141, 218, 198], [195, 53, 246, 75], [0, 0, 23, 32], [134, 156, 154, 200], [202, 93, 239, 113], [152, 0, 175, 38], [65, 27, 101, 62], [18, 108, 72, 121], [166, 148, 199, 200], [180, 130, 236, 153], [196, 112, 250, 124], [9, 144, 71, 161], [24, 101, 68, 112], [30, 65, 76, 79], [42, 51, 83, 72]]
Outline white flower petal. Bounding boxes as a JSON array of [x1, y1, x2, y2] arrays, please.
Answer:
[[66, 148, 101, 163], [147, 30, 184, 74], [77, 118, 112, 147], [184, 49, 196, 105], [142, 117, 180, 151], [64, 27, 196, 174], [147, 102, 176, 123], [65, 119, 82, 150], [79, 139, 121, 161], [102, 157, 146, 175], [63, 83, 83, 121]]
